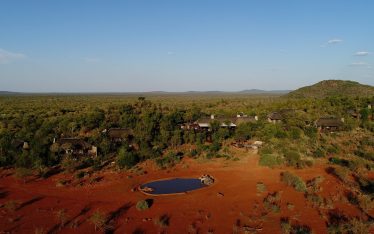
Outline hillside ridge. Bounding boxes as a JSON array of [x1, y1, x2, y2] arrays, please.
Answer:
[[285, 80, 374, 98]]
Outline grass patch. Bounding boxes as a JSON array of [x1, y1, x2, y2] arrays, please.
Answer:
[[259, 154, 284, 168], [280, 171, 306, 192], [280, 217, 312, 234], [89, 210, 108, 231], [263, 192, 281, 213], [328, 166, 350, 184], [306, 176, 324, 193], [3, 200, 20, 212], [256, 182, 267, 193]]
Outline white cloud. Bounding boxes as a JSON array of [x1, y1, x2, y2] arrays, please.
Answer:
[[83, 57, 101, 63], [167, 51, 174, 55], [354, 51, 370, 56], [0, 48, 26, 64], [327, 38, 343, 44], [350, 62, 368, 66]]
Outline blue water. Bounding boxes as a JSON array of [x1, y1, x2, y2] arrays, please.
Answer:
[[140, 178, 207, 195]]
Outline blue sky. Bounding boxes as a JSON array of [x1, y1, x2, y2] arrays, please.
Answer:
[[1, 1, 373, 92]]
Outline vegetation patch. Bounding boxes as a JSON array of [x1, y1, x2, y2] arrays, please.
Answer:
[[280, 171, 306, 192], [259, 153, 284, 168], [306, 176, 324, 193], [280, 217, 312, 234], [89, 210, 108, 231], [328, 166, 350, 184], [154, 214, 170, 227], [256, 182, 267, 193], [136, 199, 153, 211], [263, 192, 281, 213], [155, 151, 183, 169]]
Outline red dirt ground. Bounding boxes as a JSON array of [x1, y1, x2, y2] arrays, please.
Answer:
[[0, 150, 370, 233]]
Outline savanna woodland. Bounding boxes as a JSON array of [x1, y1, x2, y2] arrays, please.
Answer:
[[1, 80, 374, 233]]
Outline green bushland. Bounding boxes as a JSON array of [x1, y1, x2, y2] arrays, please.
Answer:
[[0, 91, 372, 173]]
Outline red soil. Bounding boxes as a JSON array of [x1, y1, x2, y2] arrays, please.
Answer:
[[0, 150, 369, 233]]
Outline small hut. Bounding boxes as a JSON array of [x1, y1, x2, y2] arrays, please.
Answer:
[[315, 117, 344, 132]]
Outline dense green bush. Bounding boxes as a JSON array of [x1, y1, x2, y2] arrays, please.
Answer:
[[116, 147, 139, 169], [136, 199, 152, 211], [283, 150, 301, 167], [259, 154, 284, 168], [155, 151, 182, 168]]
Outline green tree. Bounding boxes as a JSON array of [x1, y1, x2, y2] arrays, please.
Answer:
[[116, 147, 139, 169]]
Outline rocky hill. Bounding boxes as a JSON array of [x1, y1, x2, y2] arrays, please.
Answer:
[[285, 80, 374, 98]]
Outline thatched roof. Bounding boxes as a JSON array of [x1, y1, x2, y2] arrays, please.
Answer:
[[235, 116, 257, 125], [268, 109, 295, 121], [315, 117, 343, 127], [57, 138, 91, 150], [197, 117, 235, 123], [267, 112, 283, 120], [107, 128, 133, 139]]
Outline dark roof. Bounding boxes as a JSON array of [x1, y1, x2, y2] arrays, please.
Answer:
[[315, 117, 343, 127], [57, 138, 91, 150], [11, 139, 25, 149], [107, 128, 133, 139]]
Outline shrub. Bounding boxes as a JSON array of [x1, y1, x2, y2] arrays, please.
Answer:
[[327, 217, 369, 234], [280, 218, 312, 234], [136, 199, 151, 211], [326, 145, 340, 154], [354, 149, 374, 161], [14, 167, 33, 182], [189, 149, 198, 157], [256, 182, 267, 193], [89, 210, 107, 231], [280, 171, 306, 192], [34, 227, 46, 234], [289, 127, 302, 140], [3, 200, 20, 212], [329, 157, 349, 167], [154, 214, 170, 227], [331, 167, 350, 184], [307, 176, 324, 193], [155, 151, 182, 169], [263, 192, 281, 213], [280, 218, 292, 234], [283, 150, 301, 167], [347, 218, 370, 234], [357, 194, 373, 213], [313, 148, 325, 158], [259, 154, 284, 168], [75, 171, 86, 179], [56, 179, 69, 187], [287, 203, 294, 210], [305, 193, 325, 208], [55, 209, 68, 228], [116, 147, 139, 169]]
